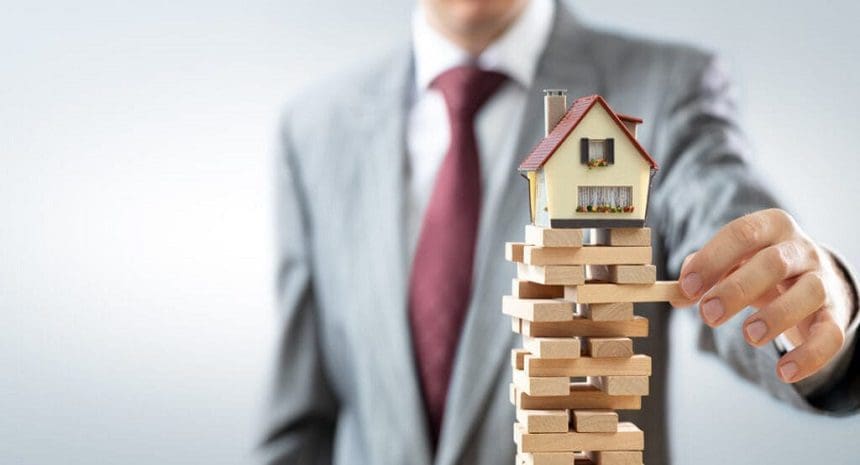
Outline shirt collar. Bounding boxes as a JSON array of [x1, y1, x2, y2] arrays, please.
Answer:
[[412, 0, 556, 92]]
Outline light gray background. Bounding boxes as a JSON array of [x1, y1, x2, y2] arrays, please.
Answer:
[[1, 1, 858, 464]]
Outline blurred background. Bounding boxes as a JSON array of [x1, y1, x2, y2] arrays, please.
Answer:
[[1, 1, 858, 464]]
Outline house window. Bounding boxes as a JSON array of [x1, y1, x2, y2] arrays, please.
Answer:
[[579, 138, 615, 165], [577, 186, 634, 213]]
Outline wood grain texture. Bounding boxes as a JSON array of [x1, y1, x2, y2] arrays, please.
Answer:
[[516, 408, 570, 433], [513, 368, 570, 396], [581, 302, 634, 321], [503, 296, 574, 322], [525, 225, 584, 247], [515, 422, 644, 453], [516, 383, 642, 410], [587, 265, 656, 284], [525, 354, 651, 377], [587, 338, 634, 358], [512, 349, 528, 370], [522, 316, 648, 338], [513, 278, 565, 299], [524, 246, 652, 266], [524, 336, 581, 359], [573, 410, 619, 433], [586, 451, 643, 465], [593, 228, 651, 247], [592, 376, 649, 396], [518, 263, 586, 285], [564, 281, 682, 303], [507, 242, 526, 262]]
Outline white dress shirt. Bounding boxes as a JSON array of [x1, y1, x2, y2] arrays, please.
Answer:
[[406, 0, 555, 256]]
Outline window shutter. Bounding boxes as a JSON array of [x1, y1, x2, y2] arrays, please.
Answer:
[[580, 138, 589, 164], [606, 138, 615, 164]]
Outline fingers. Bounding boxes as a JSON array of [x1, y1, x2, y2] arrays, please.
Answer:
[[679, 209, 796, 300], [697, 241, 814, 326], [742, 271, 828, 347], [776, 309, 845, 383]]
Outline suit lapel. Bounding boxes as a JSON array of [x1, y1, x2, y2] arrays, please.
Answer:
[[436, 8, 602, 465], [354, 47, 434, 465]]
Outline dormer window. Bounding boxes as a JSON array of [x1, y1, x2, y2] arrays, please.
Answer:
[[580, 138, 615, 165]]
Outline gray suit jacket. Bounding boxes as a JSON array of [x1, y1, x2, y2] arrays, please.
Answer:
[[261, 4, 860, 464]]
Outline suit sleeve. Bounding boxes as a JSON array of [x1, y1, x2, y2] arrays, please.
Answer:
[[258, 109, 339, 464], [648, 52, 860, 415]]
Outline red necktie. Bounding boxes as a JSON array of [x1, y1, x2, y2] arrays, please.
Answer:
[[408, 66, 507, 443]]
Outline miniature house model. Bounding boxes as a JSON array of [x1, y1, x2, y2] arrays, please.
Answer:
[[519, 92, 659, 228]]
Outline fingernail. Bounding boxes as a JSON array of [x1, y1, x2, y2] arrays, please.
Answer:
[[701, 299, 724, 325], [779, 362, 798, 382], [681, 272, 702, 298], [745, 320, 768, 343]]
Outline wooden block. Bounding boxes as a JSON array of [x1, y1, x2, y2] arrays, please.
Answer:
[[523, 336, 581, 359], [515, 422, 644, 453], [592, 376, 649, 396], [564, 281, 682, 304], [518, 263, 586, 285], [513, 279, 565, 299], [517, 382, 641, 410], [593, 228, 651, 247], [513, 317, 523, 333], [525, 354, 651, 377], [512, 349, 528, 370], [522, 316, 648, 338], [587, 338, 634, 358], [582, 302, 634, 322], [510, 383, 517, 405], [507, 242, 526, 262], [573, 410, 618, 433], [513, 368, 570, 396], [517, 452, 583, 465], [503, 296, 574, 322], [586, 451, 643, 465], [526, 225, 584, 247], [516, 408, 570, 433], [587, 265, 656, 284], [524, 246, 651, 266]]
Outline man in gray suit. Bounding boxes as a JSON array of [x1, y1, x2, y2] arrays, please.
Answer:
[[260, 0, 860, 463]]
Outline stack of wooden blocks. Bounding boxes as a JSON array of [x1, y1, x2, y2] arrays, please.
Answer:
[[503, 225, 681, 465]]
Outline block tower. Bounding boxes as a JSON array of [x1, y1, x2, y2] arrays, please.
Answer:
[[504, 92, 680, 464]]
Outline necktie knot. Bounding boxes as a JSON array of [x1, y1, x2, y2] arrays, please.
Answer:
[[430, 65, 508, 121]]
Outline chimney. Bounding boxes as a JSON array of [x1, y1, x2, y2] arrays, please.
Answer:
[[543, 89, 567, 136]]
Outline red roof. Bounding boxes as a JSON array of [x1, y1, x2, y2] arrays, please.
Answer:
[[518, 94, 658, 171]]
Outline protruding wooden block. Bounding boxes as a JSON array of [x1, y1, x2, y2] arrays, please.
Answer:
[[522, 316, 648, 338], [516, 408, 570, 433], [512, 349, 528, 370], [513, 368, 570, 396], [592, 376, 650, 396], [587, 338, 634, 358], [526, 225, 584, 247], [514, 422, 644, 453], [517, 452, 582, 465], [587, 265, 656, 284], [507, 242, 526, 262], [582, 302, 634, 321], [525, 354, 651, 377], [524, 246, 652, 266], [513, 279, 565, 299], [517, 383, 642, 410], [593, 228, 651, 247], [513, 317, 523, 333], [564, 281, 682, 304], [518, 263, 586, 285], [503, 296, 574, 322], [573, 410, 619, 433], [586, 451, 643, 465], [524, 336, 581, 359]]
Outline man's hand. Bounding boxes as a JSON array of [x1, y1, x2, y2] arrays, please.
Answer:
[[673, 208, 854, 383]]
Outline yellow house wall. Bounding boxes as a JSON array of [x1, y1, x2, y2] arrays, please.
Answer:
[[544, 105, 651, 222]]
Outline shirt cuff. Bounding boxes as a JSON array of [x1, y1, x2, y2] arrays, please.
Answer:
[[778, 246, 860, 398]]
